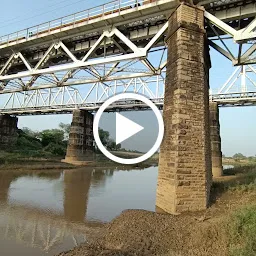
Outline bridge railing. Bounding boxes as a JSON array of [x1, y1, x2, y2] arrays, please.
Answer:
[[0, 0, 158, 47], [210, 91, 256, 101]]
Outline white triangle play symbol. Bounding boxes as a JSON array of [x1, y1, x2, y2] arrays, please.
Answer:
[[116, 113, 144, 145]]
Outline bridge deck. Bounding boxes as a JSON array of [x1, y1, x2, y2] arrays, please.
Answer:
[[0, 0, 255, 52], [0, 0, 174, 52]]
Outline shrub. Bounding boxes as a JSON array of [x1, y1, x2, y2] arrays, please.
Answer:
[[229, 205, 256, 256], [43, 143, 66, 156]]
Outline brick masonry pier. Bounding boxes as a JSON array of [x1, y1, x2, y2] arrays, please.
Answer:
[[156, 3, 212, 214], [210, 102, 223, 177], [0, 115, 18, 150], [63, 110, 94, 165]]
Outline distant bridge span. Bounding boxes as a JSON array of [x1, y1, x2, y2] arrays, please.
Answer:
[[0, 85, 256, 116]]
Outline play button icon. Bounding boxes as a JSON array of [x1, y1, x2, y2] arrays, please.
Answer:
[[116, 113, 144, 145], [93, 93, 164, 165]]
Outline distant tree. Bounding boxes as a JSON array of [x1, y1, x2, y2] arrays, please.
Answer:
[[233, 153, 246, 159], [107, 140, 116, 151], [39, 129, 64, 147], [116, 143, 121, 151], [43, 142, 66, 156], [17, 129, 42, 150], [22, 127, 40, 139], [59, 123, 71, 139], [97, 128, 121, 151], [99, 128, 110, 147], [248, 156, 256, 162], [107, 139, 121, 151]]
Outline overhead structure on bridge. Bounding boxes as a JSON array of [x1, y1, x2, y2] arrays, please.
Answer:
[[0, 0, 255, 93], [210, 64, 256, 106], [0, 0, 170, 94], [0, 75, 165, 114], [0, 0, 255, 114], [218, 65, 256, 93]]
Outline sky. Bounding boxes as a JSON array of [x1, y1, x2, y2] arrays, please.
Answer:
[[0, 0, 255, 157]]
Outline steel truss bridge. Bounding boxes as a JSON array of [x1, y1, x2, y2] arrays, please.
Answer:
[[0, 0, 256, 115]]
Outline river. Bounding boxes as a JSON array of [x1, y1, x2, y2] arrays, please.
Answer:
[[0, 164, 234, 255], [0, 166, 158, 255]]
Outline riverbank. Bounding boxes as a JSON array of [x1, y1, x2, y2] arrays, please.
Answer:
[[0, 151, 158, 173], [59, 165, 256, 256]]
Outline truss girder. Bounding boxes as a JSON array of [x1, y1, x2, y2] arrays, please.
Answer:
[[216, 65, 256, 94], [0, 24, 168, 92], [0, 76, 165, 115], [0, 2, 256, 115], [1, 8, 256, 93], [205, 10, 256, 65], [1, 72, 256, 115]]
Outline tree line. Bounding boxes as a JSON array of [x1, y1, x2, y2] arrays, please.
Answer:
[[231, 153, 256, 162], [14, 123, 121, 157]]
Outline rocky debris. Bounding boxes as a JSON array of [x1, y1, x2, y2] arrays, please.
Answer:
[[58, 209, 228, 256]]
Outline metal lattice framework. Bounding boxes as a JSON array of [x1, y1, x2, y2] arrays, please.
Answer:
[[205, 9, 256, 65], [218, 65, 256, 94], [0, 0, 256, 114], [0, 75, 165, 114], [0, 30, 167, 91], [210, 64, 256, 106]]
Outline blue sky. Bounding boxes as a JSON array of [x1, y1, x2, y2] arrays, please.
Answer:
[[0, 0, 255, 157]]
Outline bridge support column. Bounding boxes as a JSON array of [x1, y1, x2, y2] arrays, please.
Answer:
[[210, 102, 223, 177], [156, 3, 212, 214], [0, 115, 18, 150], [63, 110, 94, 165]]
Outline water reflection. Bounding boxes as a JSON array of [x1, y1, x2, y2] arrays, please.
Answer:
[[0, 166, 158, 255], [223, 165, 234, 170], [64, 169, 92, 222]]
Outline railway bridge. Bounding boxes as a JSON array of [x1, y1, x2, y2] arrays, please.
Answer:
[[1, 0, 256, 214]]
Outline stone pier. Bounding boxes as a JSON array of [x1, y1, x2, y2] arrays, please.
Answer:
[[63, 110, 94, 165], [210, 102, 223, 177], [156, 3, 212, 214], [0, 115, 18, 150]]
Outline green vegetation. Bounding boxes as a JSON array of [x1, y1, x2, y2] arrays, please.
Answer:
[[5, 124, 123, 159], [13, 124, 68, 157], [211, 165, 256, 256], [98, 128, 121, 151], [224, 153, 256, 165], [229, 205, 256, 256], [212, 165, 256, 195]]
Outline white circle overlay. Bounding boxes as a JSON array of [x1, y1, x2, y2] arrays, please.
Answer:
[[93, 93, 164, 165]]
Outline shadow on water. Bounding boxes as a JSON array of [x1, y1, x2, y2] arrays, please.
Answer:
[[0, 166, 158, 256]]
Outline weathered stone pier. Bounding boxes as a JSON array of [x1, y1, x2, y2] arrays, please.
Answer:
[[0, 115, 18, 150], [156, 3, 212, 214], [210, 102, 223, 177], [64, 110, 94, 165]]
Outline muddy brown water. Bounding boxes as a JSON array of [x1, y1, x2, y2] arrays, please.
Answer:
[[0, 164, 232, 255], [0, 166, 158, 255]]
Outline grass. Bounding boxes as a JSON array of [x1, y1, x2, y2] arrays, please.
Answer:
[[210, 165, 256, 256], [228, 205, 256, 256], [211, 165, 256, 196]]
